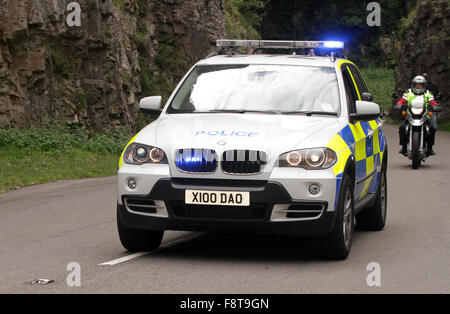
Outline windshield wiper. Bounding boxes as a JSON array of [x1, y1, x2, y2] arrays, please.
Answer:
[[281, 111, 338, 117], [208, 109, 280, 114]]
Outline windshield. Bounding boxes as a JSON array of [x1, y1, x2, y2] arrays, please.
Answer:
[[167, 64, 340, 115]]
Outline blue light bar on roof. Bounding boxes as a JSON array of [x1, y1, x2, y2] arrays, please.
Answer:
[[322, 41, 345, 49], [216, 40, 345, 50]]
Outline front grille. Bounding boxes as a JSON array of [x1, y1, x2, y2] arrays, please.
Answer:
[[175, 148, 218, 173], [169, 201, 269, 220], [221, 150, 267, 174], [124, 198, 158, 214]]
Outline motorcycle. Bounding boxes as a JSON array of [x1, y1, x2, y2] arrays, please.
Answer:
[[393, 95, 442, 169]]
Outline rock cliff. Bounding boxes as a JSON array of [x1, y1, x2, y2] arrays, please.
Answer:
[[0, 0, 225, 130], [395, 0, 449, 119]]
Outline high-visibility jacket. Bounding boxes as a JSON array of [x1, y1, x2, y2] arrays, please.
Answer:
[[396, 89, 439, 108]]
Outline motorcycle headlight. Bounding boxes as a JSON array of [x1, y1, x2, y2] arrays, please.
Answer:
[[411, 107, 424, 115], [279, 148, 337, 169], [124, 143, 167, 165]]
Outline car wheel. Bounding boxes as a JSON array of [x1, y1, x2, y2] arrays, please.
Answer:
[[117, 205, 164, 252], [324, 175, 354, 260], [356, 167, 387, 231]]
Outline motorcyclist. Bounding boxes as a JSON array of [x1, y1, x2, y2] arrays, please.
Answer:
[[397, 75, 439, 156]]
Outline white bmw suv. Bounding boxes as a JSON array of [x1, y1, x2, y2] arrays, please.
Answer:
[[117, 40, 388, 260]]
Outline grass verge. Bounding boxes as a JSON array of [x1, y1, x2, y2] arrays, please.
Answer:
[[0, 126, 130, 194], [0, 148, 119, 193]]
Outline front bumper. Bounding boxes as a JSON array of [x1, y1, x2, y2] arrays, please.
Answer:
[[117, 177, 338, 236]]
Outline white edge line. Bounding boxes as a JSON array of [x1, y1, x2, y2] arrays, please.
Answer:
[[98, 233, 203, 266], [99, 252, 148, 266]]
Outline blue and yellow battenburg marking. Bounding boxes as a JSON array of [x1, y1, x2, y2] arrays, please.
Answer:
[[327, 118, 385, 210], [327, 60, 387, 209]]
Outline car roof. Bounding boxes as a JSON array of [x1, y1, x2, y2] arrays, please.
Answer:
[[197, 54, 347, 68]]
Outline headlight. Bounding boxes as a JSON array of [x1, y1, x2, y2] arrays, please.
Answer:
[[279, 148, 337, 169], [411, 107, 424, 115], [124, 143, 167, 165]]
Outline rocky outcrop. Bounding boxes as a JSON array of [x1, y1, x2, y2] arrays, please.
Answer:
[[395, 0, 449, 119], [0, 0, 225, 130]]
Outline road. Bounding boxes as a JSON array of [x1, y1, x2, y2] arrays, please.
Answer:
[[0, 124, 449, 294]]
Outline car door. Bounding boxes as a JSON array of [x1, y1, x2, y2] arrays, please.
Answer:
[[341, 64, 374, 202], [347, 65, 383, 196]]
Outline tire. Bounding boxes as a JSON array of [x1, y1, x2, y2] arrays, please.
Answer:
[[324, 175, 355, 260], [117, 206, 164, 252], [356, 167, 387, 231], [412, 131, 421, 170]]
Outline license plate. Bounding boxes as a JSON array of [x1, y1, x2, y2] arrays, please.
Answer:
[[185, 190, 250, 206]]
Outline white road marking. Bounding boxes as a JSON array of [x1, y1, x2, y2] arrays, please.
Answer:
[[98, 252, 149, 266], [99, 233, 204, 266]]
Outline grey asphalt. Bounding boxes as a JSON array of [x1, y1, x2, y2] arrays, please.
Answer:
[[0, 124, 449, 294]]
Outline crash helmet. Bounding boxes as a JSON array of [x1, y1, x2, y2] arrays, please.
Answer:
[[412, 76, 427, 94]]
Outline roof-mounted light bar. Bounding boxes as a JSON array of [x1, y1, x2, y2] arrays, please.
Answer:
[[216, 40, 344, 50]]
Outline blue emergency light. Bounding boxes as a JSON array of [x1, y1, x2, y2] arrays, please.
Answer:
[[216, 40, 345, 50]]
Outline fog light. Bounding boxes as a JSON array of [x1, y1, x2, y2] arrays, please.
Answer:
[[309, 184, 320, 195], [128, 178, 137, 189]]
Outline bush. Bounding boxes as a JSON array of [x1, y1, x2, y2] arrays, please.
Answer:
[[361, 67, 395, 111], [0, 125, 131, 155]]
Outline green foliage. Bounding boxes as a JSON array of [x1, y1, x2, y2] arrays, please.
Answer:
[[399, 5, 418, 37], [230, 0, 270, 31], [361, 66, 395, 111], [0, 125, 133, 192], [49, 46, 80, 78], [138, 55, 176, 105], [135, 112, 158, 132], [0, 125, 130, 154], [138, 56, 153, 96], [112, 0, 126, 11], [259, 0, 412, 63], [155, 34, 189, 71], [224, 0, 266, 39], [137, 34, 185, 104]]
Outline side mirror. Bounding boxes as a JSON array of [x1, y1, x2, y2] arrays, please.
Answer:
[[435, 92, 442, 101], [139, 96, 162, 115], [361, 92, 373, 102], [392, 91, 400, 99], [350, 101, 380, 123]]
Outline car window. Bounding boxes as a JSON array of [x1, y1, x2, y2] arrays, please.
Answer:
[[167, 64, 341, 114], [341, 65, 358, 114], [348, 64, 369, 95]]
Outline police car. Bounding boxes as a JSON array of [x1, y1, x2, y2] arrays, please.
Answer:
[[117, 40, 388, 260]]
